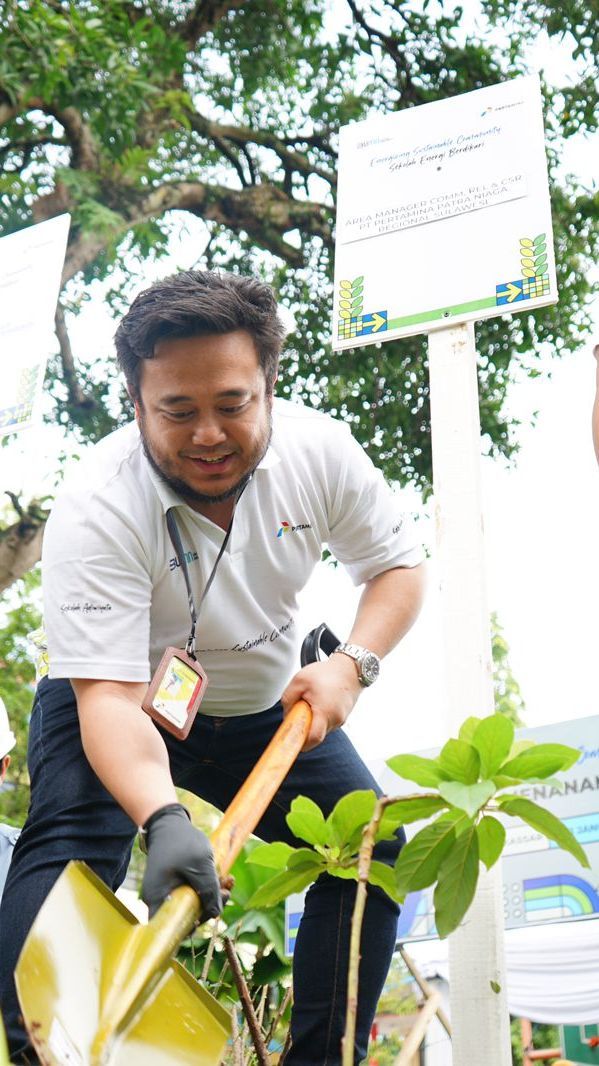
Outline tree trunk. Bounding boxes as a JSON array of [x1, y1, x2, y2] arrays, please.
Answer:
[[0, 511, 46, 594]]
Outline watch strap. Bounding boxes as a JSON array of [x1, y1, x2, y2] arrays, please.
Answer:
[[333, 642, 380, 686]]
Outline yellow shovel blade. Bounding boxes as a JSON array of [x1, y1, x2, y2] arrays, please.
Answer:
[[15, 862, 231, 1065], [16, 701, 313, 1064], [0, 1012, 9, 1066]]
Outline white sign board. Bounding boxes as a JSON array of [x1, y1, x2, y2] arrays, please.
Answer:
[[333, 75, 557, 349], [0, 214, 70, 436]]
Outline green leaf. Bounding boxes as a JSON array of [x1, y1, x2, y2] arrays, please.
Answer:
[[471, 714, 514, 777], [458, 717, 483, 743], [325, 789, 377, 850], [386, 754, 449, 788], [506, 740, 535, 758], [497, 796, 590, 867], [476, 816, 506, 869], [438, 779, 495, 818], [326, 865, 357, 881], [287, 847, 326, 871], [247, 865, 322, 909], [375, 795, 448, 840], [500, 744, 579, 780], [438, 738, 480, 784], [492, 774, 523, 789], [367, 860, 402, 901], [494, 775, 564, 791], [433, 824, 480, 938], [326, 859, 400, 903], [286, 796, 328, 845], [252, 951, 291, 986], [247, 841, 296, 870], [394, 814, 460, 894]]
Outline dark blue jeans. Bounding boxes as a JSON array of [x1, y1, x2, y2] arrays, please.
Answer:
[[0, 678, 403, 1065]]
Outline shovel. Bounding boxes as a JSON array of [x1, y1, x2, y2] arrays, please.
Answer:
[[15, 699, 312, 1065]]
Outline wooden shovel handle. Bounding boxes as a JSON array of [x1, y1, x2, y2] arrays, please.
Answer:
[[150, 700, 312, 948], [210, 698, 312, 875]]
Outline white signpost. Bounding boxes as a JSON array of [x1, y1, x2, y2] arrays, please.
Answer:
[[333, 75, 557, 1065], [0, 214, 70, 438]]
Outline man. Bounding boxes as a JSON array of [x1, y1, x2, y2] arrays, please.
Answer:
[[0, 696, 20, 902], [0, 270, 425, 1064]]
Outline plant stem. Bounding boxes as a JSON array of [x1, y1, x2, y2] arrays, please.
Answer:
[[341, 796, 391, 1066], [232, 1008, 243, 1066], [265, 985, 292, 1047], [279, 1024, 292, 1065], [256, 983, 269, 1028], [201, 921, 219, 981], [223, 936, 270, 1066]]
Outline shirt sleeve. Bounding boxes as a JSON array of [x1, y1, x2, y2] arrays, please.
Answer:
[[43, 490, 153, 682], [326, 426, 425, 585]]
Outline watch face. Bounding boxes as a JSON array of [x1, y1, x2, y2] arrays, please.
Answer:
[[361, 653, 380, 685]]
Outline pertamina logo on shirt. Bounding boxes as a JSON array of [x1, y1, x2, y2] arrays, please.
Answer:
[[276, 519, 313, 539]]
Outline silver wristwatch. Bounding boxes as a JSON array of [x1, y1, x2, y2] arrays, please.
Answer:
[[334, 643, 381, 686]]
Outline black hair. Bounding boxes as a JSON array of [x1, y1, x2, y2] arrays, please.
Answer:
[[114, 269, 286, 398]]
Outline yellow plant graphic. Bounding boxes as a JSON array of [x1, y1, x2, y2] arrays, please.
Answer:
[[520, 234, 548, 279], [338, 276, 364, 320]]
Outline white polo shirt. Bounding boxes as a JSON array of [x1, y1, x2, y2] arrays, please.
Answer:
[[42, 399, 423, 715]]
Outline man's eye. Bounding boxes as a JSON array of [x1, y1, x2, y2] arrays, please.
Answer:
[[220, 404, 246, 415], [165, 410, 193, 420]]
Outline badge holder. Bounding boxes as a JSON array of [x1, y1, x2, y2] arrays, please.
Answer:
[[142, 487, 247, 739], [142, 647, 208, 740]]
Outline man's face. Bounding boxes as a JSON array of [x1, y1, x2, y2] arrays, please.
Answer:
[[135, 330, 273, 509]]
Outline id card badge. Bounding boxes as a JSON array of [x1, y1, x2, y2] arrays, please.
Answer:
[[142, 647, 208, 740]]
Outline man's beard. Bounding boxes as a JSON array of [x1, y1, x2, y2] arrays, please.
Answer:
[[138, 413, 272, 507]]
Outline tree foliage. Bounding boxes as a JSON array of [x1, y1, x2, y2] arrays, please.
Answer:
[[492, 611, 526, 725], [0, 566, 41, 824], [1, 0, 597, 578]]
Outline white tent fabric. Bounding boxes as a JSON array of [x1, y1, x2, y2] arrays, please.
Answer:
[[405, 916, 599, 1024]]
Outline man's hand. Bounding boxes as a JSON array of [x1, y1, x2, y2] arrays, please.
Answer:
[[281, 654, 362, 751], [141, 802, 223, 920]]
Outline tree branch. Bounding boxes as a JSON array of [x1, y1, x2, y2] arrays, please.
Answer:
[[48, 104, 100, 171], [137, 179, 332, 266], [0, 498, 49, 594], [188, 111, 336, 187], [54, 304, 97, 411], [43, 172, 329, 287], [178, 0, 246, 48], [345, 0, 417, 102], [223, 936, 270, 1066], [1, 94, 101, 171]]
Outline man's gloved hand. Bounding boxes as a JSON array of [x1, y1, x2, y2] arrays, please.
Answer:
[[141, 802, 223, 921]]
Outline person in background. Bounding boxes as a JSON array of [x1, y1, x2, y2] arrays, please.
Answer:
[[0, 697, 20, 902]]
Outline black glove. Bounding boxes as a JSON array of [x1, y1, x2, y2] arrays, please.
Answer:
[[141, 802, 222, 921]]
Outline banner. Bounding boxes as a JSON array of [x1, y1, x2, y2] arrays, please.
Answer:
[[0, 214, 70, 437]]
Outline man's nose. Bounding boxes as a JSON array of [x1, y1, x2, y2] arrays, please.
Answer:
[[190, 415, 227, 446]]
